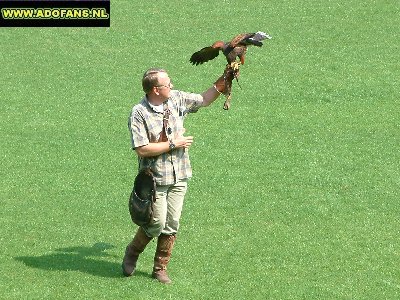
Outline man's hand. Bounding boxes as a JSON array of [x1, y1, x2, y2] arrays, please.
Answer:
[[201, 64, 239, 108], [174, 135, 194, 149], [213, 64, 238, 96], [174, 128, 193, 149]]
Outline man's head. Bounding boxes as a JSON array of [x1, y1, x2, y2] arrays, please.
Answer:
[[142, 68, 174, 100]]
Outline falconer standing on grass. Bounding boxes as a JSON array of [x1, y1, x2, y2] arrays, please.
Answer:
[[122, 66, 235, 284]]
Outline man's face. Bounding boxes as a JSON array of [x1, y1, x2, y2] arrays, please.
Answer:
[[155, 72, 173, 99]]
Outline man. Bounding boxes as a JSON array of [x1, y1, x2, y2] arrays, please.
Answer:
[[123, 66, 235, 284]]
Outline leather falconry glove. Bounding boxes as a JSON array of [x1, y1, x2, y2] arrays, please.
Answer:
[[213, 64, 239, 110]]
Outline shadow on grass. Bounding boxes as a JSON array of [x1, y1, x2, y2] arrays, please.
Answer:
[[14, 242, 147, 279]]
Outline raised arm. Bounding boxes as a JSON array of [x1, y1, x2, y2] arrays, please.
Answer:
[[201, 65, 236, 107]]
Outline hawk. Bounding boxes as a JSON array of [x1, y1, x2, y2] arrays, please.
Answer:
[[190, 31, 272, 110], [189, 31, 272, 67]]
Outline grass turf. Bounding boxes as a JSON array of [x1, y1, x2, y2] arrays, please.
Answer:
[[1, 0, 399, 299]]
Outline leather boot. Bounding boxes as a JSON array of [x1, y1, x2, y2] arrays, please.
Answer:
[[152, 234, 176, 284], [122, 227, 152, 276]]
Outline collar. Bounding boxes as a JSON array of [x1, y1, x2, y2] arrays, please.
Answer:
[[145, 96, 165, 113], [148, 102, 164, 113]]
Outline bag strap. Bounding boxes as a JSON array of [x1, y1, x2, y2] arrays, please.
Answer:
[[158, 101, 170, 142]]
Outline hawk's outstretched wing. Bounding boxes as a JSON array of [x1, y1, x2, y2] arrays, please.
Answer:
[[189, 46, 220, 65]]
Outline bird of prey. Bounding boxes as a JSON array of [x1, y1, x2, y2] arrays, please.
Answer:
[[189, 31, 272, 68], [190, 31, 272, 110]]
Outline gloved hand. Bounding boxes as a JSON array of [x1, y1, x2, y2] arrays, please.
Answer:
[[213, 63, 240, 110]]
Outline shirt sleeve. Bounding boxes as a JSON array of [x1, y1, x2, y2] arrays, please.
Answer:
[[173, 90, 204, 114], [128, 108, 149, 149]]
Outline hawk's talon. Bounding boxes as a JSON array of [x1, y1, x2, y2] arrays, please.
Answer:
[[230, 61, 241, 71]]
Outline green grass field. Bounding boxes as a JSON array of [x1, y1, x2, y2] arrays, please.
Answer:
[[1, 0, 399, 299]]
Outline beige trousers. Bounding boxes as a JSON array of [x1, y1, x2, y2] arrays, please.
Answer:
[[143, 179, 188, 237]]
